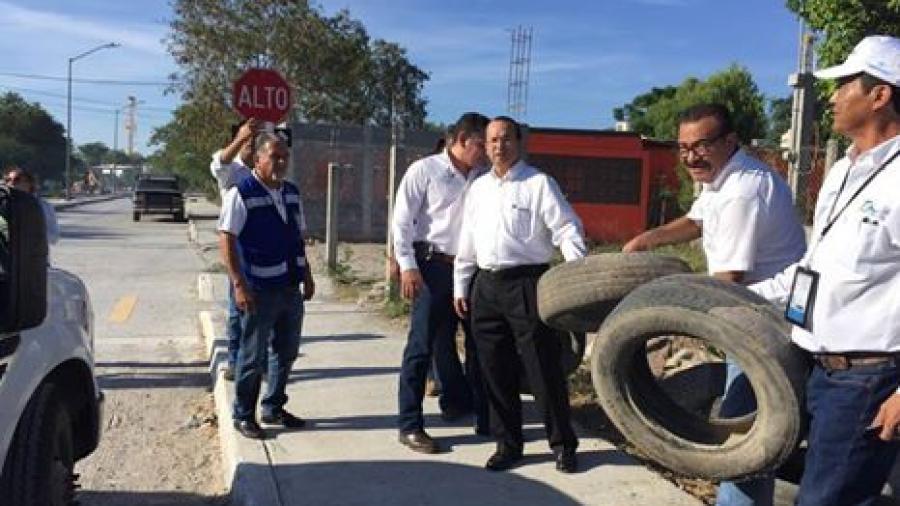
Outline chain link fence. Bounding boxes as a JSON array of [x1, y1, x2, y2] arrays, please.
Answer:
[[288, 122, 442, 242]]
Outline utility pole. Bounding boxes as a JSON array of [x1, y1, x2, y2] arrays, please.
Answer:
[[125, 95, 138, 155], [385, 94, 404, 300], [787, 23, 816, 221]]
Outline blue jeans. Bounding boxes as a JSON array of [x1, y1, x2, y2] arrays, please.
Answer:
[[226, 247, 246, 367], [226, 281, 242, 367], [232, 287, 304, 421], [716, 359, 774, 506], [397, 258, 487, 433], [796, 362, 900, 506]]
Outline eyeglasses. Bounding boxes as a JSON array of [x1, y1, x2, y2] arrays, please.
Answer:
[[677, 131, 727, 158]]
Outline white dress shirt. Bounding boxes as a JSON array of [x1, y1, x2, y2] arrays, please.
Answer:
[[752, 134, 900, 353], [392, 151, 486, 272], [210, 149, 252, 201], [453, 160, 587, 298], [687, 148, 806, 283]]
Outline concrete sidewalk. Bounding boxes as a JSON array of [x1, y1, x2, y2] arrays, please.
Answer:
[[189, 199, 699, 506]]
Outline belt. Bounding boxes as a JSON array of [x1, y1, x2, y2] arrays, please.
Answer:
[[413, 241, 455, 265], [479, 264, 549, 280], [812, 352, 900, 371]]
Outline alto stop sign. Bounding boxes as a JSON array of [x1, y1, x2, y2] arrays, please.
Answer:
[[233, 68, 292, 123]]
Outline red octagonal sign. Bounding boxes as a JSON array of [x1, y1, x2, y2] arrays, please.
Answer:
[[233, 68, 292, 123]]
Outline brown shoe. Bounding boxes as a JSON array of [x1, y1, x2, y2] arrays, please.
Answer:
[[398, 430, 440, 454], [424, 379, 440, 397]]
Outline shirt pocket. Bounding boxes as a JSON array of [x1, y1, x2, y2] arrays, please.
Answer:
[[833, 204, 889, 273], [504, 196, 533, 239]]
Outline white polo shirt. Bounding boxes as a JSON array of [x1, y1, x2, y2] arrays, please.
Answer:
[[752, 135, 900, 353], [453, 160, 586, 298], [392, 151, 486, 272], [687, 148, 806, 283], [210, 149, 252, 201]]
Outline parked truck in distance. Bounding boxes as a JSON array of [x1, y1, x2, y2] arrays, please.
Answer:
[[133, 175, 186, 222]]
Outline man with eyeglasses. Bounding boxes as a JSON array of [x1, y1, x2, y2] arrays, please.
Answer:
[[623, 103, 806, 505], [751, 35, 900, 505]]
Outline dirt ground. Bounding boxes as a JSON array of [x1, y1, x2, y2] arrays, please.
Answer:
[[75, 355, 228, 506]]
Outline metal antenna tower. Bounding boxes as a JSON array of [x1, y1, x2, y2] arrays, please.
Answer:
[[507, 25, 533, 120]]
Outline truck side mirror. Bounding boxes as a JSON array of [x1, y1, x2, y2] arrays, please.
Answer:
[[0, 185, 48, 333]]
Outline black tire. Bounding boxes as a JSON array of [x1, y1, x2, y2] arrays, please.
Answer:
[[174, 211, 185, 223], [590, 274, 808, 480], [0, 382, 77, 506], [537, 253, 692, 333], [132, 211, 140, 222]]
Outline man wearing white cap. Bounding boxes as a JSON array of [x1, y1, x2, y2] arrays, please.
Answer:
[[752, 35, 900, 504]]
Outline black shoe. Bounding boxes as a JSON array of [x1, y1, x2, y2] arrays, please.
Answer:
[[223, 364, 235, 382], [398, 430, 440, 454], [555, 448, 577, 473], [485, 449, 523, 471], [233, 419, 264, 439], [261, 410, 306, 428]]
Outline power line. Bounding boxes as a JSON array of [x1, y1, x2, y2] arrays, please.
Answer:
[[0, 71, 175, 86], [0, 85, 175, 114]]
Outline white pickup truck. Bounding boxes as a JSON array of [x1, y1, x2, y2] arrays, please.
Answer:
[[0, 186, 103, 506]]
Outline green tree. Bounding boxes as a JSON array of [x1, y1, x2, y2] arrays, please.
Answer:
[[78, 142, 110, 168], [767, 97, 793, 145], [616, 65, 768, 143], [786, 0, 900, 139], [786, 0, 900, 69], [0, 92, 66, 186], [156, 0, 430, 192]]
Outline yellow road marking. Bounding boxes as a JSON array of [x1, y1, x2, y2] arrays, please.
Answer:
[[108, 295, 138, 323]]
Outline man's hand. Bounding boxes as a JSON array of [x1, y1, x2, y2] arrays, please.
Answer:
[[401, 269, 424, 300], [453, 297, 469, 319], [622, 232, 654, 253], [303, 277, 316, 301], [872, 393, 900, 441], [234, 284, 256, 314], [237, 118, 259, 143]]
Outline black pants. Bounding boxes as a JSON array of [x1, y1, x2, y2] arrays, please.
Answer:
[[470, 266, 577, 453]]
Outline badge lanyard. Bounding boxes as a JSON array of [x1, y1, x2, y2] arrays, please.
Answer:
[[785, 147, 900, 328]]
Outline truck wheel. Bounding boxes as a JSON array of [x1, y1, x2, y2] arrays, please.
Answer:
[[590, 274, 808, 480], [537, 253, 691, 333], [0, 382, 77, 506], [133, 211, 140, 222], [174, 211, 185, 223]]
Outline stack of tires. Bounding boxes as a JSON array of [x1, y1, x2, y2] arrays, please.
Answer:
[[538, 253, 809, 480]]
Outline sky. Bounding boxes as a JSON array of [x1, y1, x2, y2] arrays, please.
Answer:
[[0, 0, 805, 156]]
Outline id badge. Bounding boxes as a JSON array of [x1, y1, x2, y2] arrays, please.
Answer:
[[785, 266, 819, 328]]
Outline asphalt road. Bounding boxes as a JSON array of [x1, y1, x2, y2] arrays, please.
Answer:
[[53, 197, 227, 506]]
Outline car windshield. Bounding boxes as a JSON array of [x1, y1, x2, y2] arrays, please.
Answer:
[[136, 179, 178, 191]]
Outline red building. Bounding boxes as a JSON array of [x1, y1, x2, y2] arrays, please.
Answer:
[[525, 127, 680, 244]]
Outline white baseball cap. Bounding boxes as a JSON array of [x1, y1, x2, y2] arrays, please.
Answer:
[[814, 35, 900, 86]]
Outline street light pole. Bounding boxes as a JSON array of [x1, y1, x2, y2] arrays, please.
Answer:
[[65, 42, 119, 200]]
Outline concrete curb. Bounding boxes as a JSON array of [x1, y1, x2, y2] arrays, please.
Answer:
[[50, 194, 124, 210], [198, 273, 221, 303], [199, 306, 284, 506]]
